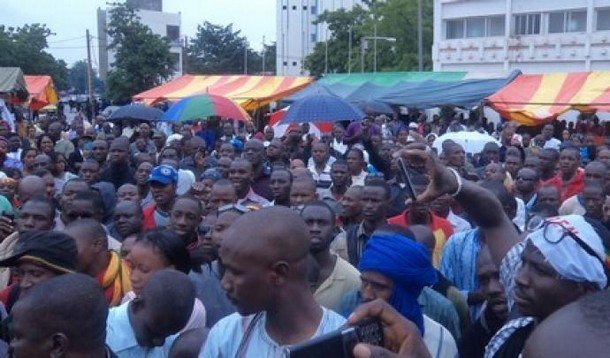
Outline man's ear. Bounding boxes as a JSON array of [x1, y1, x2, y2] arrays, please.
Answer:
[[49, 332, 68, 358], [270, 261, 290, 286]]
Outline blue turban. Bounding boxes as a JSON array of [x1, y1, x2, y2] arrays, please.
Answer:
[[359, 233, 437, 335]]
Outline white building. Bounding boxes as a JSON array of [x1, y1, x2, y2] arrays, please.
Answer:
[[277, 0, 364, 76], [97, 0, 183, 80], [433, 0, 610, 73]]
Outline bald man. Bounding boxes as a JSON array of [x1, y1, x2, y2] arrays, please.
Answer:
[[202, 207, 346, 356], [65, 219, 131, 306], [17, 175, 47, 204]]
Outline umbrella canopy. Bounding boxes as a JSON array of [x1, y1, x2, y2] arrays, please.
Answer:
[[161, 94, 251, 123], [269, 107, 333, 138], [101, 105, 122, 118], [280, 94, 364, 124], [355, 100, 395, 115], [433, 131, 500, 154], [107, 104, 164, 122]]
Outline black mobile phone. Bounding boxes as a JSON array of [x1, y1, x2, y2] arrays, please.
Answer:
[[397, 157, 417, 201], [2, 213, 14, 223], [286, 318, 384, 358]]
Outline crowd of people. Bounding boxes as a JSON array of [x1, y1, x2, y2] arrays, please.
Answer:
[[0, 107, 608, 358]]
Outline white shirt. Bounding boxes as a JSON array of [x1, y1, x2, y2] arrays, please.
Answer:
[[177, 169, 195, 195], [351, 170, 368, 187], [446, 210, 472, 233], [513, 197, 526, 232], [201, 308, 346, 358], [423, 315, 458, 358], [543, 137, 562, 150]]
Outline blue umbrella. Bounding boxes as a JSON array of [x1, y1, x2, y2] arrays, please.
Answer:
[[280, 94, 365, 124], [355, 100, 395, 115], [107, 104, 164, 122]]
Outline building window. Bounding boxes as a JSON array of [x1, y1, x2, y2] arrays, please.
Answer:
[[549, 10, 586, 33], [445, 16, 505, 39], [169, 53, 180, 71], [303, 6, 307, 10], [598, 9, 610, 30], [488, 16, 505, 36], [514, 13, 541, 35], [292, 5, 296, 10], [311, 5, 316, 15], [166, 25, 180, 43], [282, 5, 287, 10], [311, 33, 317, 42], [292, 61, 297, 66], [283, 61, 288, 66]]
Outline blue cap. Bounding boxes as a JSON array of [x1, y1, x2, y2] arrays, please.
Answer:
[[148, 165, 178, 185]]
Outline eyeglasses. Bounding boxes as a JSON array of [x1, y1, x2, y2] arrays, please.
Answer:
[[541, 221, 605, 267]]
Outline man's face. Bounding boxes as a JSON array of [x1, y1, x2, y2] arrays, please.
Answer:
[[17, 263, 58, 296], [41, 174, 56, 200], [330, 164, 350, 188], [312, 144, 328, 165], [266, 141, 282, 160], [340, 189, 363, 220], [109, 142, 128, 164], [504, 156, 522, 177], [65, 199, 99, 223], [90, 141, 108, 164], [79, 161, 100, 184], [361, 186, 388, 222], [597, 150, 610, 168], [150, 182, 176, 207], [117, 185, 140, 203], [169, 199, 201, 238], [521, 134, 531, 147], [8, 136, 21, 152], [48, 123, 62, 140], [209, 185, 237, 210], [515, 169, 538, 194], [23, 150, 36, 169], [538, 151, 557, 172], [139, 123, 151, 138], [114, 204, 142, 238], [33, 155, 51, 171], [229, 161, 253, 193], [484, 164, 504, 182], [160, 148, 179, 162], [476, 250, 508, 321], [243, 141, 264, 166], [523, 157, 541, 174], [447, 146, 465, 167], [536, 188, 561, 208], [514, 242, 586, 319], [559, 149, 580, 177], [360, 271, 394, 303], [290, 182, 317, 207], [584, 164, 606, 182], [346, 151, 364, 174], [583, 186, 605, 219], [59, 182, 89, 211], [209, 212, 240, 260], [264, 127, 274, 140], [270, 171, 292, 202], [542, 125, 554, 140], [219, 233, 272, 315], [301, 206, 334, 253], [219, 144, 235, 159], [16, 202, 54, 233], [10, 302, 52, 357], [135, 162, 153, 185]]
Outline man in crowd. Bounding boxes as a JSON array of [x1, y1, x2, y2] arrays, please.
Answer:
[[229, 158, 269, 207], [339, 185, 364, 228], [320, 159, 352, 203], [543, 145, 584, 200], [202, 207, 346, 356], [169, 195, 203, 249], [111, 200, 143, 241], [91, 139, 109, 168], [65, 219, 131, 306], [78, 158, 101, 185], [243, 139, 272, 200], [290, 176, 318, 208], [514, 167, 540, 214], [559, 160, 607, 215], [143, 165, 178, 229], [208, 179, 238, 211], [308, 142, 333, 192], [269, 167, 292, 207], [101, 137, 135, 190], [301, 201, 360, 313], [542, 124, 561, 149], [538, 148, 559, 181]]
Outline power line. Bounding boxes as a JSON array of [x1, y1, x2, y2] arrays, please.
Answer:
[[48, 35, 86, 44], [47, 45, 89, 49]]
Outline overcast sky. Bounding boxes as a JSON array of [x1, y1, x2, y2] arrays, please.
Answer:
[[3, 0, 276, 68]]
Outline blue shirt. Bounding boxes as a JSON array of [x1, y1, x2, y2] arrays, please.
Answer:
[[106, 301, 177, 358]]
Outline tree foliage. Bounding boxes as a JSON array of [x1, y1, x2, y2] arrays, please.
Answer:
[[105, 2, 174, 104], [68, 60, 104, 94], [0, 24, 69, 90], [186, 22, 275, 75], [304, 0, 433, 75]]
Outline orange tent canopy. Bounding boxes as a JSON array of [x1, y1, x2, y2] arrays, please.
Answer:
[[486, 71, 610, 126], [133, 75, 314, 111], [24, 75, 59, 111]]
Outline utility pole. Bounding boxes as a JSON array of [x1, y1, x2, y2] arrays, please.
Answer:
[[262, 36, 266, 74], [244, 39, 248, 74], [417, 0, 423, 71], [324, 29, 329, 74], [183, 36, 188, 74], [348, 26, 352, 74], [85, 29, 94, 112]]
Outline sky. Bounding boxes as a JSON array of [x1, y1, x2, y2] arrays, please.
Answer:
[[3, 0, 276, 68]]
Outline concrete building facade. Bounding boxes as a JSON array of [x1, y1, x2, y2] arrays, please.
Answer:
[[433, 0, 610, 73], [276, 0, 364, 75], [97, 0, 182, 80]]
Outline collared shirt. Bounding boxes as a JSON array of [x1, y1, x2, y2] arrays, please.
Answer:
[[543, 170, 585, 201], [419, 287, 461, 341], [558, 194, 586, 216], [237, 188, 270, 207], [314, 255, 361, 313], [106, 301, 177, 358], [200, 308, 346, 358], [308, 161, 333, 190], [351, 170, 368, 187], [331, 222, 376, 266], [446, 210, 472, 233], [439, 228, 481, 321]]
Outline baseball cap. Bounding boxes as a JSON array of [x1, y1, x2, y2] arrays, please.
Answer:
[[408, 122, 418, 129], [0, 231, 77, 274], [148, 164, 178, 185]]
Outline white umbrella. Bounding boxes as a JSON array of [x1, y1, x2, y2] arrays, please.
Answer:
[[433, 131, 500, 154]]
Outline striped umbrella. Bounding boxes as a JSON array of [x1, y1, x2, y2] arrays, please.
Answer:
[[161, 94, 251, 122]]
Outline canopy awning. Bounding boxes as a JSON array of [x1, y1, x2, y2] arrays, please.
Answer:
[[0, 67, 28, 102], [133, 75, 314, 111], [486, 71, 610, 126], [24, 75, 59, 111], [287, 71, 520, 109]]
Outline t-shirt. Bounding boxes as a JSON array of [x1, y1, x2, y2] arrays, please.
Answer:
[[313, 256, 361, 313], [200, 307, 346, 358]]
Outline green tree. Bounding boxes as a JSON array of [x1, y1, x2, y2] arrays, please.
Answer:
[[0, 24, 69, 90], [69, 60, 90, 93], [304, 0, 433, 75], [105, 2, 174, 103]]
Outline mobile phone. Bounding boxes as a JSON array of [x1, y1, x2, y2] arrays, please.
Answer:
[[2, 213, 15, 222], [286, 318, 384, 358], [397, 157, 417, 201]]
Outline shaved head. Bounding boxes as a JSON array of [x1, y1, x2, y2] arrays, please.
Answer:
[[18, 175, 47, 203]]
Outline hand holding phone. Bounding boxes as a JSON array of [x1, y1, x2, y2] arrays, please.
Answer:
[[397, 157, 417, 202]]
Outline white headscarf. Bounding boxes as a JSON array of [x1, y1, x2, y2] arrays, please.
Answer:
[[528, 215, 607, 289]]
